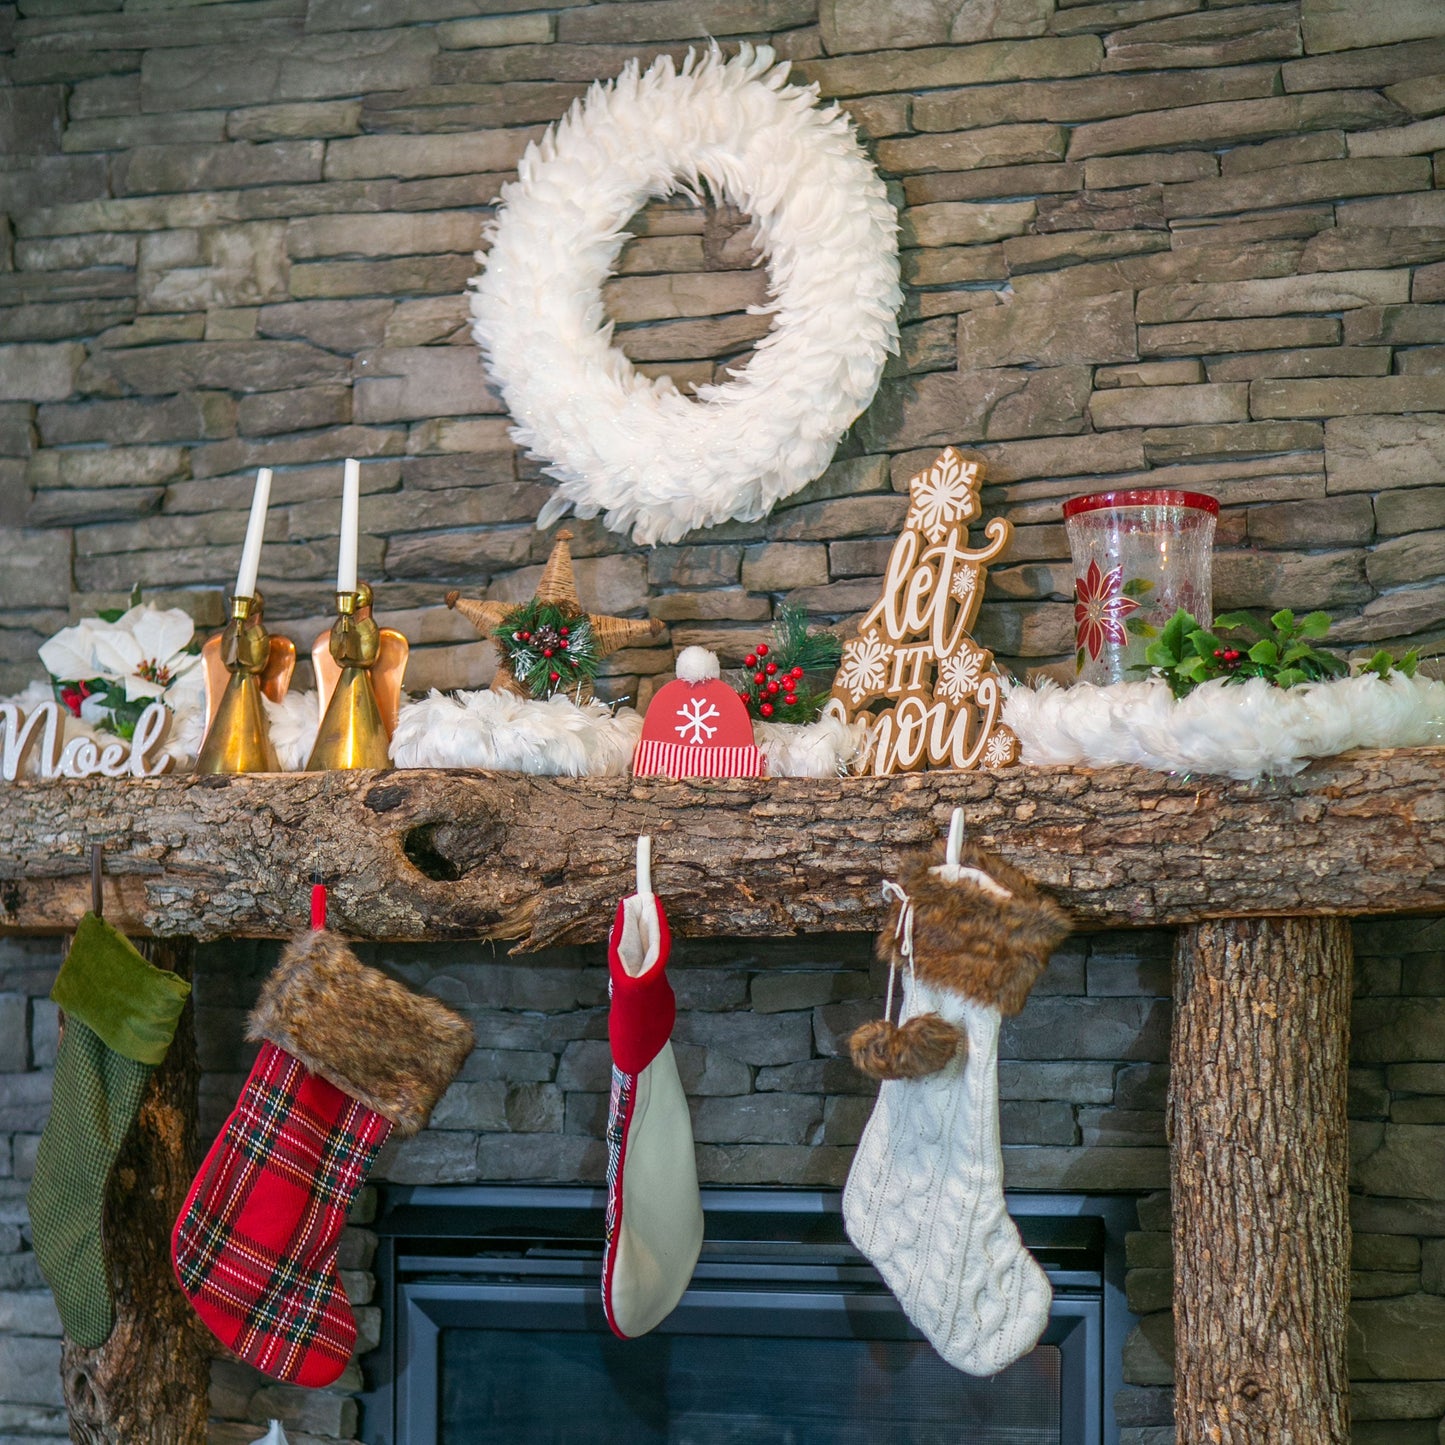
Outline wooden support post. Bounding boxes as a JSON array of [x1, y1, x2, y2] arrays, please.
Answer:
[[1170, 916, 1353, 1444], [59, 938, 210, 1444]]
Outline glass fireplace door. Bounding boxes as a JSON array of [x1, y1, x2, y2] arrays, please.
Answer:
[[362, 1186, 1129, 1445]]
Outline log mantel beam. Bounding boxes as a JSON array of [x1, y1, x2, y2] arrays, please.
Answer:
[[2, 748, 1441, 948]]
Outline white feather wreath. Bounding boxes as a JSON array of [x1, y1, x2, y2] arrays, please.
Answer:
[[471, 43, 902, 546], [1003, 673, 1445, 781]]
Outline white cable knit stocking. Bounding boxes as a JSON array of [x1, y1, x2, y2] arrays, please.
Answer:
[[843, 971, 1052, 1377]]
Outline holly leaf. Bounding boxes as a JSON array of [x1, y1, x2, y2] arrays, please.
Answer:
[[1248, 639, 1279, 666], [1298, 611, 1332, 639], [1189, 631, 1224, 660], [1270, 608, 1295, 634], [1274, 667, 1310, 689], [1212, 611, 1256, 634]]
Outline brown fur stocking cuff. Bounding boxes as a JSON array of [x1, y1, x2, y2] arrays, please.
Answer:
[[248, 930, 474, 1137], [879, 843, 1071, 1017]]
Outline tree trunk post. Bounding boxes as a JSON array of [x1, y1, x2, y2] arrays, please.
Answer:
[[59, 937, 211, 1444], [1169, 916, 1353, 1445]]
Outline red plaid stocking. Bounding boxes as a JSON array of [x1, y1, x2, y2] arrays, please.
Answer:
[[173, 929, 472, 1387], [174, 1042, 390, 1386]]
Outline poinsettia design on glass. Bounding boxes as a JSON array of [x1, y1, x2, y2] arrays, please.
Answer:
[[1073, 560, 1140, 665], [38, 603, 203, 738], [904, 450, 981, 543], [836, 631, 894, 704], [934, 647, 984, 705]]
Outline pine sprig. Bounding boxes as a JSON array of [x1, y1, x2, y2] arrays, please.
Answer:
[[494, 600, 601, 700], [1133, 607, 1419, 700], [731, 603, 843, 721]]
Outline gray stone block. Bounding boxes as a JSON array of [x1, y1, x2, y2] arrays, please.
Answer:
[[0, 1336, 62, 1408], [997, 1061, 1115, 1103], [99, 341, 347, 395], [696, 1142, 854, 1187], [248, 1381, 357, 1436], [1003, 998, 1170, 1062], [1122, 1312, 1174, 1387], [1370, 483, 1445, 535], [475, 1132, 602, 1184], [0, 1292, 57, 1337], [115, 142, 322, 197], [0, 1003, 25, 1076], [691, 1093, 823, 1146], [353, 346, 502, 423], [674, 1011, 813, 1068], [1001, 1100, 1077, 1146], [0, 344, 82, 403], [427, 1080, 506, 1132], [373, 1132, 477, 1186], [140, 31, 438, 111]]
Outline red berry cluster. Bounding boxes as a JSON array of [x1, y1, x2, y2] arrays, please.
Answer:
[[1211, 646, 1244, 672], [735, 643, 806, 719]]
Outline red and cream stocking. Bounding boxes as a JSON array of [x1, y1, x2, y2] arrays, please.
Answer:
[[602, 844, 703, 1338], [173, 926, 473, 1387], [843, 842, 1070, 1377]]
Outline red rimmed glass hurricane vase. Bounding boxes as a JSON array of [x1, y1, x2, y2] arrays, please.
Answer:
[[1063, 489, 1219, 686]]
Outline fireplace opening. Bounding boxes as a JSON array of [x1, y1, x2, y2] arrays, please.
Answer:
[[361, 1187, 1135, 1445]]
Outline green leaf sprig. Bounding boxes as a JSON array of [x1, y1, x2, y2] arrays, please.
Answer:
[[1133, 607, 1418, 700]]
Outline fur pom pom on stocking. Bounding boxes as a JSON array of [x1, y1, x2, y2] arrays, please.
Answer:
[[844, 845, 1070, 1376]]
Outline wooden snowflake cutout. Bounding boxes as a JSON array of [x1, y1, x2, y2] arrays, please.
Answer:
[[823, 447, 1017, 775]]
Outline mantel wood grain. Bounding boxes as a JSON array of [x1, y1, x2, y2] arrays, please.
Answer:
[[1, 749, 1441, 949]]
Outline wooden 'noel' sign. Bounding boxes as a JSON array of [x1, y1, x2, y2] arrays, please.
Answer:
[[824, 448, 1018, 775]]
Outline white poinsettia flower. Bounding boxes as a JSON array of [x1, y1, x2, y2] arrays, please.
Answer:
[[89, 604, 199, 703], [38, 618, 110, 684]]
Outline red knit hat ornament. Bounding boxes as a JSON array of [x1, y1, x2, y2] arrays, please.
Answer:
[[633, 647, 764, 778]]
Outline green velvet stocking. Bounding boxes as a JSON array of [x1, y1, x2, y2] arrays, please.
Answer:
[[27, 914, 190, 1347]]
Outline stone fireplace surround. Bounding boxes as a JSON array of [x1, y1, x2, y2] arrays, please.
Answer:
[[1, 911, 1443, 1445]]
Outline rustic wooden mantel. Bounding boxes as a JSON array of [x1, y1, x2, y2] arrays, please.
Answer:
[[2, 749, 1441, 947], [3, 748, 1443, 1445]]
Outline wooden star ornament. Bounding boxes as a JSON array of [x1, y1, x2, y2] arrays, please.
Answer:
[[445, 530, 664, 702]]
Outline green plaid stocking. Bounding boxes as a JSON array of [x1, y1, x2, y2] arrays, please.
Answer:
[[28, 914, 190, 1347]]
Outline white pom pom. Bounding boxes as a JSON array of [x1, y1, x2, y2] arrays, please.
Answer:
[[675, 646, 721, 683]]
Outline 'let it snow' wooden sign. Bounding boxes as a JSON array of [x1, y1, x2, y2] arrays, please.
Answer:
[[824, 448, 1018, 776]]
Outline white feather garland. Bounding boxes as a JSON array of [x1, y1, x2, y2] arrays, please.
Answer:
[[1003, 673, 1445, 780], [470, 43, 902, 546], [755, 713, 868, 778], [390, 690, 643, 775]]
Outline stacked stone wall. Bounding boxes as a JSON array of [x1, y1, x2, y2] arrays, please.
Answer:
[[0, 0, 1441, 698], [4, 922, 1445, 1442]]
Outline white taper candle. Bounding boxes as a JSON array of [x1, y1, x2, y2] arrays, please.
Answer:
[[337, 458, 359, 595], [234, 466, 271, 599]]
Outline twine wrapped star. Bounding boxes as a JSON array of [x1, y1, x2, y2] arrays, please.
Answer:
[[445, 530, 663, 702]]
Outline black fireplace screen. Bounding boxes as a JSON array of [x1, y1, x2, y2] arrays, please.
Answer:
[[362, 1186, 1134, 1445]]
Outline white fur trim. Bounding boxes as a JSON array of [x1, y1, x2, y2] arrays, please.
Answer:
[[470, 43, 901, 546], [1003, 672, 1445, 780], [390, 689, 643, 775], [674, 646, 720, 684], [753, 712, 868, 777]]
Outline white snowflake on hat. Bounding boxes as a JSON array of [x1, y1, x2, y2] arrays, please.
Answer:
[[634, 647, 764, 778]]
